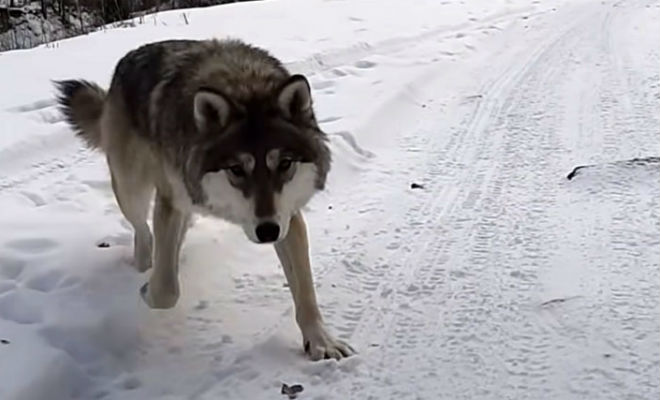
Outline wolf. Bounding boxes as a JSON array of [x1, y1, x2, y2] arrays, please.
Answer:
[[54, 39, 354, 360]]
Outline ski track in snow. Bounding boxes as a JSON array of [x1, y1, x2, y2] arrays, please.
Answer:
[[1, 0, 659, 399]]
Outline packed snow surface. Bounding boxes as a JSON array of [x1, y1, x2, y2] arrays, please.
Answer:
[[0, 0, 659, 399]]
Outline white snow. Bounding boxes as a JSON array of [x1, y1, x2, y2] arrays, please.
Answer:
[[1, 0, 659, 399]]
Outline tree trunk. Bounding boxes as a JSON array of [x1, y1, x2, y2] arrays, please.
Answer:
[[39, 0, 46, 18], [59, 0, 66, 24], [76, 0, 83, 33]]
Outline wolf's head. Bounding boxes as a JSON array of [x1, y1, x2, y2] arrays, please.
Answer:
[[190, 74, 330, 243]]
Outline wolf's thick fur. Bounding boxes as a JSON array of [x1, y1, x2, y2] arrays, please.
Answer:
[[55, 79, 106, 148], [55, 39, 353, 360]]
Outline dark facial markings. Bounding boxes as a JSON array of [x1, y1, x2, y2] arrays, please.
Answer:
[[203, 147, 300, 196], [277, 158, 293, 173], [228, 164, 246, 178], [234, 149, 298, 218], [196, 97, 324, 217]]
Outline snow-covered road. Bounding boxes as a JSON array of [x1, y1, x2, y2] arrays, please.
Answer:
[[0, 0, 658, 399]]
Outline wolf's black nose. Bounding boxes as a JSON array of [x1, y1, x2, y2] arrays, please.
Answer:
[[255, 222, 280, 243]]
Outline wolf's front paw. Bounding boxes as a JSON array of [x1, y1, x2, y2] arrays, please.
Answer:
[[301, 322, 356, 361], [140, 282, 178, 309]]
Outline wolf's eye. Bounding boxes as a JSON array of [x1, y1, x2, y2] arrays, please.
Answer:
[[228, 165, 246, 178], [278, 158, 293, 172]]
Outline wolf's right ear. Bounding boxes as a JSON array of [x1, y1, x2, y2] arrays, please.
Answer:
[[194, 89, 232, 131], [277, 74, 312, 119]]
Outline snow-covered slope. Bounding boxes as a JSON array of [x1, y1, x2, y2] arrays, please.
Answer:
[[1, 0, 658, 399]]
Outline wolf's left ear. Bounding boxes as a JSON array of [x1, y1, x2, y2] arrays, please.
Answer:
[[277, 74, 312, 119], [194, 89, 232, 131]]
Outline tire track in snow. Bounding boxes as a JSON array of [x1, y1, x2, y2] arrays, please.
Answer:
[[391, 4, 657, 399], [315, 4, 646, 398], [350, 2, 592, 354], [539, 2, 660, 397], [599, 0, 660, 161], [373, 28, 571, 399]]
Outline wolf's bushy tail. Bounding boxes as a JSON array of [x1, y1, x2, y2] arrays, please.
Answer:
[[54, 80, 106, 149]]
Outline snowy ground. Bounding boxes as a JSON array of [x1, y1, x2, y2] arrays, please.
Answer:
[[1, 0, 659, 399]]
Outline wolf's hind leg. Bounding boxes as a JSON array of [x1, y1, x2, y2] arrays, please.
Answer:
[[109, 161, 154, 273]]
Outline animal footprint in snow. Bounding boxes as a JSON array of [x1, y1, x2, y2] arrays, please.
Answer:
[[354, 60, 376, 69], [4, 237, 58, 254]]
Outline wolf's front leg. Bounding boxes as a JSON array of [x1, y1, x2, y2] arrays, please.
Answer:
[[274, 212, 355, 360], [140, 193, 189, 309]]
